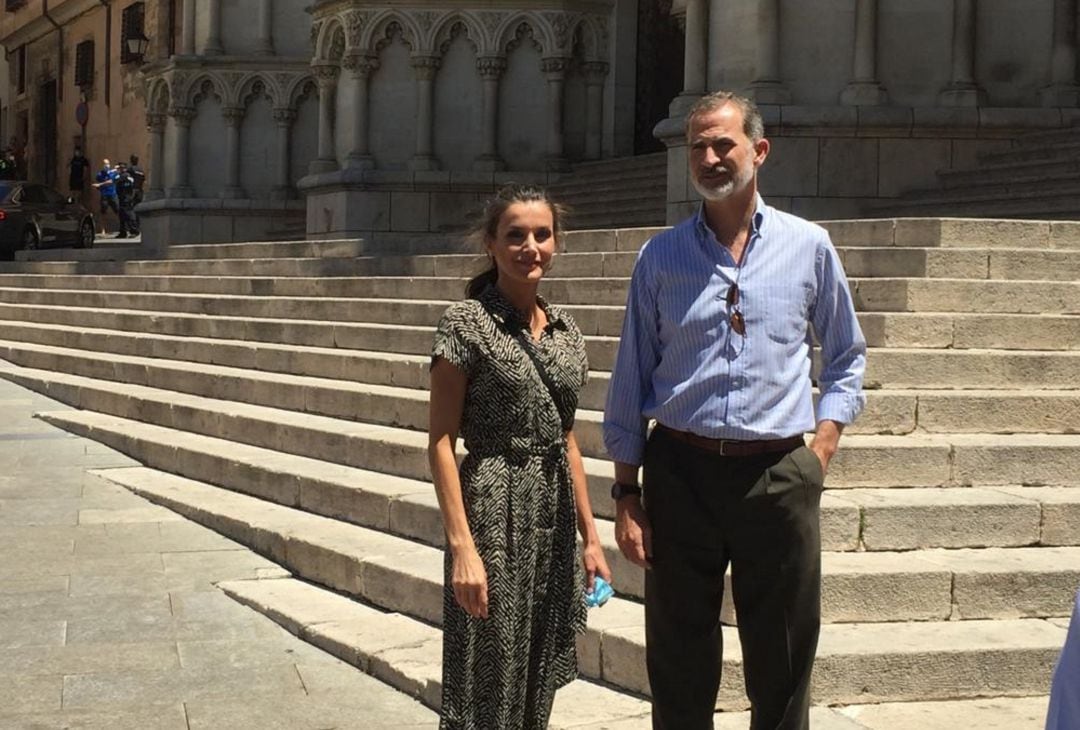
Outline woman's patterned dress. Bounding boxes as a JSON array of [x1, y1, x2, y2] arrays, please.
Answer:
[[432, 284, 588, 730]]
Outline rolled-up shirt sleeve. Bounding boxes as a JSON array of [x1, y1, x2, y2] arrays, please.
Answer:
[[812, 233, 867, 425], [603, 249, 660, 465]]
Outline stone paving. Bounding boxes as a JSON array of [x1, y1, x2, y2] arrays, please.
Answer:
[[0, 374, 437, 729]]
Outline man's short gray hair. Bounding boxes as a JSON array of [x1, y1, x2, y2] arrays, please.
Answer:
[[685, 91, 765, 143]]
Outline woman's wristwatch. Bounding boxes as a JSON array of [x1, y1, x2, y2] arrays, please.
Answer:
[[610, 481, 643, 500]]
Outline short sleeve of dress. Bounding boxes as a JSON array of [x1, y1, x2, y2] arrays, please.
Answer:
[[432, 303, 476, 373]]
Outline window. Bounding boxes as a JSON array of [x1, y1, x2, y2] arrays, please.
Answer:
[[120, 2, 146, 65], [5, 0, 28, 12], [19, 186, 46, 204], [74, 40, 94, 88]]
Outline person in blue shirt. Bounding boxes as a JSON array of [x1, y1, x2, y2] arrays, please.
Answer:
[[603, 91, 866, 730], [1046, 589, 1080, 729], [92, 158, 120, 236]]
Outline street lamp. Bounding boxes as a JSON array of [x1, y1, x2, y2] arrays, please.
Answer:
[[125, 30, 150, 64]]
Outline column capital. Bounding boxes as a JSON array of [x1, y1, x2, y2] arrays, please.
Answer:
[[411, 55, 441, 80], [541, 57, 570, 79], [222, 106, 245, 127], [311, 63, 341, 87], [343, 53, 379, 77], [168, 106, 197, 125], [477, 56, 507, 80], [583, 61, 610, 84], [273, 108, 298, 126]]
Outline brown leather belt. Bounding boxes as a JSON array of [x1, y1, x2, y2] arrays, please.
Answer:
[[654, 424, 805, 457]]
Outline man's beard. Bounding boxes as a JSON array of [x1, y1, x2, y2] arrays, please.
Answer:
[[692, 164, 753, 201]]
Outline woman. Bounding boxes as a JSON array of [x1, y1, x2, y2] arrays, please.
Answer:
[[428, 184, 612, 729]]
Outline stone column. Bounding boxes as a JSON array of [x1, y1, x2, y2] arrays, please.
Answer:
[[343, 53, 377, 170], [1041, 0, 1080, 106], [146, 113, 166, 200], [474, 56, 506, 172], [272, 108, 296, 199], [204, 0, 224, 55], [670, 0, 708, 115], [255, 0, 274, 56], [221, 107, 245, 198], [410, 56, 441, 171], [542, 57, 570, 171], [584, 62, 609, 160], [181, 0, 195, 55], [166, 106, 195, 198], [309, 63, 340, 175], [939, 0, 986, 105], [841, 0, 888, 105], [747, 0, 791, 104]]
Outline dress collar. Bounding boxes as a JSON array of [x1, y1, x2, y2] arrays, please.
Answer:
[[478, 283, 567, 332]]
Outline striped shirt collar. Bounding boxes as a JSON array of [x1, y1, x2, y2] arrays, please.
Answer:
[[692, 193, 768, 248], [479, 283, 567, 332]]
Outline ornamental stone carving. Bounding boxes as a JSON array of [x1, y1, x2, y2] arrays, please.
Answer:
[[343, 53, 379, 77], [273, 108, 297, 125], [477, 56, 507, 79], [344, 10, 371, 50]]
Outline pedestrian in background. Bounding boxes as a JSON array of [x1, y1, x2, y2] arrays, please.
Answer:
[[69, 146, 91, 206], [113, 162, 137, 239], [92, 158, 119, 236]]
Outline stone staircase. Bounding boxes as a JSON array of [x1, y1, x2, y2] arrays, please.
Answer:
[[876, 126, 1080, 219], [0, 218, 1076, 727], [547, 153, 667, 230]]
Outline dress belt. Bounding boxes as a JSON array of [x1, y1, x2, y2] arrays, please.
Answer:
[[654, 423, 805, 457]]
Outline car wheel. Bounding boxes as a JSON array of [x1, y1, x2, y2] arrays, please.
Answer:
[[77, 220, 95, 249], [22, 226, 39, 251]]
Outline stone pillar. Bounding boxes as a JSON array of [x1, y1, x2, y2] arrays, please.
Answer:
[[272, 108, 296, 199], [310, 63, 340, 175], [410, 56, 441, 171], [747, 0, 791, 104], [166, 106, 195, 198], [584, 62, 609, 160], [181, 0, 195, 55], [343, 53, 377, 170], [939, 0, 987, 106], [146, 113, 166, 200], [542, 57, 570, 171], [1041, 0, 1080, 106], [204, 0, 224, 55], [474, 56, 506, 172], [254, 0, 274, 56], [840, 0, 888, 105], [670, 0, 708, 115], [222, 107, 245, 198]]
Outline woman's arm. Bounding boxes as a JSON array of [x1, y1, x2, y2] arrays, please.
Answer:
[[566, 430, 612, 591], [428, 357, 489, 619]]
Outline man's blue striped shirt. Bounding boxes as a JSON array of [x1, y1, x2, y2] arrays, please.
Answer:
[[602, 197, 867, 466]]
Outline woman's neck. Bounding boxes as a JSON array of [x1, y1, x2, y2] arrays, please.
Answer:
[[495, 279, 540, 321]]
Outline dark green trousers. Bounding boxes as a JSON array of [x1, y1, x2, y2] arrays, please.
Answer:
[[642, 426, 824, 730]]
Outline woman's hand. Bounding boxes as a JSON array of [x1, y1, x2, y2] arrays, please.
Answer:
[[451, 546, 489, 619], [582, 540, 612, 593]]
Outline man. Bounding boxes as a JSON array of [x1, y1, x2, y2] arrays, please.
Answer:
[[603, 91, 866, 729], [92, 159, 119, 236], [69, 146, 91, 205], [112, 162, 137, 239], [127, 154, 145, 233]]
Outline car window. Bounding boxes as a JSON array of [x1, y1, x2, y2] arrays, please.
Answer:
[[0, 184, 11, 202], [19, 186, 46, 204], [40, 187, 67, 205]]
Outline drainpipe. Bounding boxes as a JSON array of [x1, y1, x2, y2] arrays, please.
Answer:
[[42, 0, 63, 101]]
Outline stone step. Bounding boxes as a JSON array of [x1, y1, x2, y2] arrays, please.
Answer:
[[1012, 127, 1080, 148], [819, 218, 1080, 250], [852, 278, 1080, 314], [939, 158, 1080, 189], [9, 365, 1080, 491], [9, 338, 1080, 445], [89, 465, 1070, 707], [5, 312, 1080, 401], [877, 192, 1080, 220], [903, 171, 1080, 203], [14, 243, 144, 262], [979, 141, 1080, 166], [36, 407, 1080, 554], [157, 238, 367, 260], [217, 577, 654, 728], [839, 247, 1080, 281]]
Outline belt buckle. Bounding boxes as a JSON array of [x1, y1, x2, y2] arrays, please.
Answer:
[[717, 439, 731, 456]]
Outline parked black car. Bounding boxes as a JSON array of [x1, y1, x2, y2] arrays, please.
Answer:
[[0, 181, 95, 259]]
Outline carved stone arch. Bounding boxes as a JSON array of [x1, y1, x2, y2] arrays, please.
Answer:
[[187, 74, 228, 107], [362, 10, 422, 54], [236, 73, 278, 111], [570, 14, 607, 62], [146, 78, 171, 115], [315, 16, 346, 62], [494, 12, 553, 57], [286, 76, 318, 110], [430, 12, 485, 57]]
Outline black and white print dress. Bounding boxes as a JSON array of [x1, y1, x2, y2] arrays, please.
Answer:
[[432, 284, 588, 730]]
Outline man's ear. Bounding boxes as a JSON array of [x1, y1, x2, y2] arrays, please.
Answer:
[[753, 138, 770, 168]]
